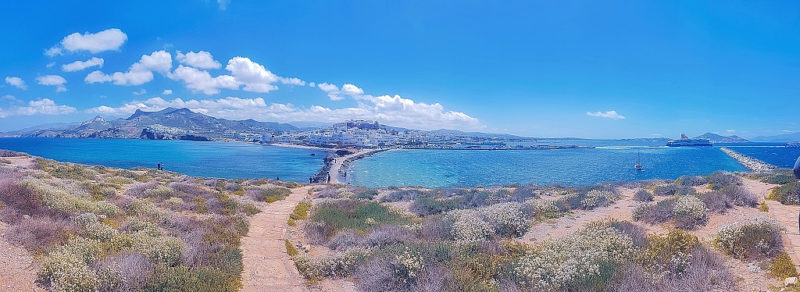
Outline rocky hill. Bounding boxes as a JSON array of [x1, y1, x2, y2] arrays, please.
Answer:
[[694, 132, 750, 143], [17, 108, 298, 141]]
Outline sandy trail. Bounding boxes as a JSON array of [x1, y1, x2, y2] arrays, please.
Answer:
[[240, 186, 312, 292], [0, 222, 43, 291]]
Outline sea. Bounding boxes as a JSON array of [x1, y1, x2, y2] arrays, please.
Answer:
[[0, 138, 327, 182], [0, 138, 797, 187]]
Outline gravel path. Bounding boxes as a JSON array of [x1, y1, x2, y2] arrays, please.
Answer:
[[240, 186, 312, 292], [0, 222, 43, 291]]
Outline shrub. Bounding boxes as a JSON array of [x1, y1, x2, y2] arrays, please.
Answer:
[[290, 201, 311, 220], [164, 197, 183, 207], [381, 189, 425, 202], [527, 199, 561, 220], [304, 221, 335, 244], [481, 202, 529, 237], [287, 218, 296, 226], [634, 189, 653, 202], [714, 219, 783, 260], [759, 170, 797, 185], [447, 210, 493, 242], [144, 185, 173, 198], [767, 182, 799, 205], [511, 185, 540, 202], [633, 197, 677, 224], [642, 229, 700, 276], [6, 217, 76, 252], [294, 248, 370, 279], [720, 185, 757, 207], [248, 186, 291, 202], [654, 184, 696, 196], [356, 189, 379, 200], [581, 190, 619, 209], [759, 201, 769, 212], [130, 233, 184, 266], [671, 196, 707, 229], [364, 225, 413, 247], [676, 175, 707, 186], [769, 253, 797, 279], [285, 239, 299, 257], [311, 200, 410, 232], [512, 224, 636, 290], [411, 194, 459, 216], [327, 230, 362, 251], [700, 191, 731, 213], [39, 249, 99, 291], [191, 196, 208, 213], [74, 213, 117, 242], [144, 265, 239, 292], [706, 171, 741, 189], [239, 202, 260, 216]]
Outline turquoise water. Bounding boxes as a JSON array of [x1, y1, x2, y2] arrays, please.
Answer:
[[347, 147, 748, 188], [0, 138, 326, 182]]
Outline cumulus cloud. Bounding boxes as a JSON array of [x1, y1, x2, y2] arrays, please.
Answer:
[[36, 75, 67, 92], [62, 57, 104, 72], [60, 28, 127, 54], [5, 76, 27, 90], [132, 89, 146, 96], [162, 89, 172, 95], [85, 50, 172, 86], [176, 51, 221, 69], [0, 98, 76, 118], [318, 83, 364, 101], [587, 110, 625, 120], [44, 47, 62, 57], [169, 65, 238, 95], [168, 56, 304, 95], [88, 94, 483, 131]]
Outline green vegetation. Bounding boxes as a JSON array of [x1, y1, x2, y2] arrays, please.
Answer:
[[310, 200, 410, 232], [767, 182, 799, 205], [759, 201, 769, 212], [770, 253, 798, 279], [285, 239, 299, 257], [0, 156, 266, 291], [714, 219, 783, 260], [290, 201, 311, 220]]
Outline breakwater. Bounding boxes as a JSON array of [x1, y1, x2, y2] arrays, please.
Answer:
[[720, 147, 777, 172]]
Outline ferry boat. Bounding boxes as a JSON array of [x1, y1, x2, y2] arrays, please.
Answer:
[[666, 134, 712, 147]]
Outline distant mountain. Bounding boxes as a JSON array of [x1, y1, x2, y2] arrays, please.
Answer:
[[751, 132, 800, 143], [693, 132, 749, 143], [429, 129, 528, 140], [13, 108, 298, 141]]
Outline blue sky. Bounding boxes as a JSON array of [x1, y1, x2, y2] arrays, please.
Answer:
[[1, 0, 799, 139]]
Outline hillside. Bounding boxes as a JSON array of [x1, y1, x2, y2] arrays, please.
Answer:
[[15, 108, 298, 141], [694, 132, 750, 143]]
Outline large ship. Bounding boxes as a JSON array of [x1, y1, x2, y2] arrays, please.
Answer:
[[666, 134, 712, 147]]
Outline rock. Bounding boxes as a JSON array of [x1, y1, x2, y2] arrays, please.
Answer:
[[747, 262, 761, 272], [785, 277, 798, 286], [22, 215, 30, 219]]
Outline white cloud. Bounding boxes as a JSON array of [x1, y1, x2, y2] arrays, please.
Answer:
[[85, 50, 172, 86], [162, 89, 172, 95], [5, 76, 27, 90], [318, 83, 364, 101], [726, 129, 736, 134], [586, 110, 625, 120], [36, 75, 67, 92], [169, 65, 238, 95], [168, 56, 304, 95], [2, 95, 19, 102], [89, 94, 483, 131], [226, 57, 279, 93], [0, 98, 76, 118], [132, 89, 147, 96], [46, 62, 56, 68], [44, 47, 62, 57], [60, 28, 127, 54], [176, 51, 221, 69], [62, 57, 104, 72]]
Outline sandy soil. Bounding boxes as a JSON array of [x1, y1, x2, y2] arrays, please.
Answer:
[[240, 186, 312, 292], [0, 222, 43, 291]]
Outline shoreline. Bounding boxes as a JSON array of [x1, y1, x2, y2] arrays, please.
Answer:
[[720, 147, 778, 172], [334, 148, 392, 184]]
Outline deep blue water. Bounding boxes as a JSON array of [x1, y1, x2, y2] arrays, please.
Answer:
[[347, 147, 749, 188], [725, 145, 800, 168], [0, 138, 326, 182]]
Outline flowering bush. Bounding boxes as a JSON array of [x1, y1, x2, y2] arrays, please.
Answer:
[[581, 190, 619, 209], [294, 248, 370, 279], [394, 247, 425, 284], [634, 189, 653, 202], [527, 199, 560, 219], [671, 196, 707, 229], [448, 209, 493, 242], [482, 202, 529, 237], [513, 225, 636, 290], [714, 218, 783, 260], [74, 213, 117, 242]]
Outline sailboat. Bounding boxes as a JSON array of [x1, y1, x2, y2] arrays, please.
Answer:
[[634, 151, 644, 171]]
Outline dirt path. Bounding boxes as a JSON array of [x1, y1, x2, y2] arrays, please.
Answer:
[[742, 179, 800, 269], [240, 186, 312, 292], [0, 222, 43, 291]]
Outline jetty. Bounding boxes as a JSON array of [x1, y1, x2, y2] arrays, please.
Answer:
[[720, 147, 777, 172]]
